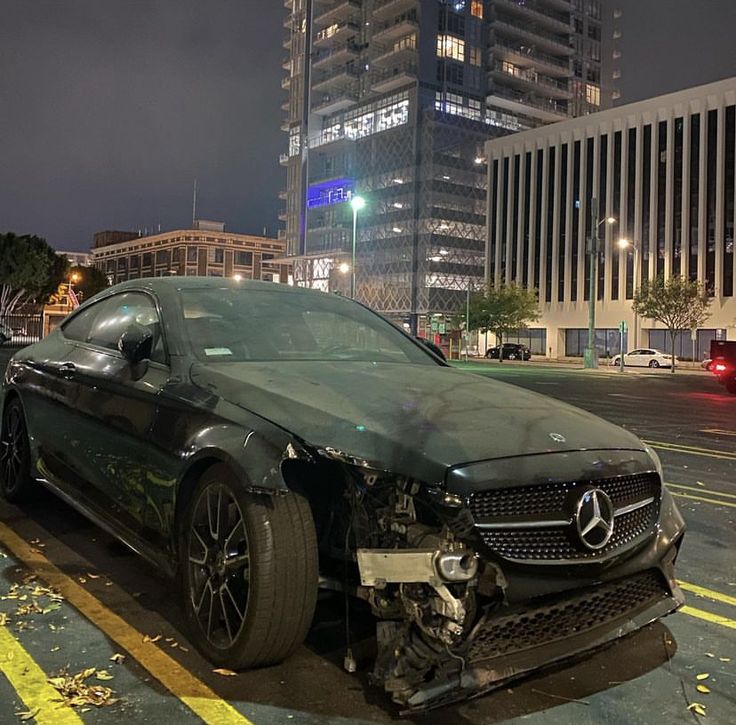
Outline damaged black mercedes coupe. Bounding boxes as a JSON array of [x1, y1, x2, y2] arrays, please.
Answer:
[[0, 277, 685, 710]]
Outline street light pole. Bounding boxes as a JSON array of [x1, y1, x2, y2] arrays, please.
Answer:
[[584, 199, 600, 369], [583, 201, 616, 369], [465, 285, 470, 362], [350, 195, 365, 300], [618, 237, 641, 367]]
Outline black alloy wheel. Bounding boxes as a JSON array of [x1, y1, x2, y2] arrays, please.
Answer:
[[180, 463, 318, 669], [649, 360, 660, 368], [0, 399, 33, 503], [187, 482, 251, 651]]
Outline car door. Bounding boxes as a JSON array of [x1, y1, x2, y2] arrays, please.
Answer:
[[68, 291, 173, 542], [626, 349, 643, 366]]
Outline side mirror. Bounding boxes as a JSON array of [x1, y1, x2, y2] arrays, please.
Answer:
[[415, 336, 446, 361], [118, 323, 153, 365]]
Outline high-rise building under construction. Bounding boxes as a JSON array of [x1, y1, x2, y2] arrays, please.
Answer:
[[281, 0, 610, 329]]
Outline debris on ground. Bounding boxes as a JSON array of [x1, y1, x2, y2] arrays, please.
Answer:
[[47, 667, 117, 708]]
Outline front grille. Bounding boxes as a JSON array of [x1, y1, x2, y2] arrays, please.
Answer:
[[470, 472, 661, 562], [467, 570, 668, 662], [480, 501, 657, 561], [470, 472, 658, 521]]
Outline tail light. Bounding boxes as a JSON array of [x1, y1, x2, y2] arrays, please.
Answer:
[[714, 362, 728, 373]]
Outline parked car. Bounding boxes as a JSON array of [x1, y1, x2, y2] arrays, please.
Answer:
[[708, 340, 736, 394], [485, 342, 532, 360], [610, 348, 676, 368], [0, 278, 685, 711]]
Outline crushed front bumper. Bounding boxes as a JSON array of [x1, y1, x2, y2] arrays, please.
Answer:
[[381, 549, 684, 712]]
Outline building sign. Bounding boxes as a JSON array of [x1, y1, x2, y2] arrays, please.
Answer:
[[306, 178, 355, 209]]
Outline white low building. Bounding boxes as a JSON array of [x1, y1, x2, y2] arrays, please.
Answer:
[[484, 77, 736, 360]]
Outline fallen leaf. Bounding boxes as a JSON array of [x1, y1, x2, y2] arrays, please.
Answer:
[[179, 646, 189, 653], [50, 646, 60, 653], [705, 652, 715, 658], [86, 573, 100, 580], [143, 634, 161, 644], [46, 667, 117, 708], [95, 670, 114, 681], [16, 707, 40, 720], [696, 481, 705, 487], [696, 673, 710, 681], [719, 657, 731, 662], [213, 668, 237, 677], [110, 654, 125, 664], [41, 603, 61, 615], [0, 613, 8, 626], [696, 684, 711, 694], [688, 703, 707, 717], [78, 577, 87, 584]]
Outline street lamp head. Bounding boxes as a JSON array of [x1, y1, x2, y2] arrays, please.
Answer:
[[617, 238, 630, 249], [350, 195, 366, 212], [338, 262, 350, 274], [606, 216, 616, 224], [232, 273, 243, 281], [70, 272, 81, 284]]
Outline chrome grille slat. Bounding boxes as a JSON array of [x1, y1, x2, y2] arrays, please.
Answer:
[[469, 473, 661, 561]]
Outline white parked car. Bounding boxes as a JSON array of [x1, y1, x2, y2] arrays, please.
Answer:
[[611, 348, 677, 368]]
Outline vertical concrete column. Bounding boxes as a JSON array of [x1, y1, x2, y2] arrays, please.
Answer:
[[619, 120, 629, 301], [698, 102, 707, 284], [550, 139, 561, 303], [715, 102, 726, 297], [648, 116, 658, 283], [564, 136, 574, 302], [539, 146, 549, 304], [633, 120, 644, 347], [577, 132, 588, 305], [604, 126, 615, 300], [505, 152, 515, 285], [484, 151, 494, 286], [664, 113, 674, 278], [528, 146, 538, 291], [516, 145, 527, 284], [494, 155, 505, 287], [681, 113, 691, 279]]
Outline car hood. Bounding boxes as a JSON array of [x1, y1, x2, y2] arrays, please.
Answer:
[[190, 361, 645, 484]]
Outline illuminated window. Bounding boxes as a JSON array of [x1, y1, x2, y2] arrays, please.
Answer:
[[471, 0, 484, 18], [437, 34, 465, 62], [469, 47, 482, 66], [586, 83, 600, 106]]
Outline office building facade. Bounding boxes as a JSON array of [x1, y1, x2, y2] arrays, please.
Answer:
[[281, 0, 608, 329], [484, 77, 736, 360], [92, 226, 289, 286]]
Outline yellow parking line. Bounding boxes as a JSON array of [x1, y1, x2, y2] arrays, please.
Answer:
[[0, 522, 254, 725], [666, 482, 736, 499], [0, 625, 83, 725], [644, 439, 736, 461], [681, 605, 736, 630], [679, 581, 736, 608], [669, 491, 736, 509]]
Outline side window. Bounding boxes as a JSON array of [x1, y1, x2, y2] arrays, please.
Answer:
[[61, 303, 105, 343], [86, 292, 167, 364]]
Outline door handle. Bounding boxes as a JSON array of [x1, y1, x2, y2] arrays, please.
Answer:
[[59, 362, 77, 380]]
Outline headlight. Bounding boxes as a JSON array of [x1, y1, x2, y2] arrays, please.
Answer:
[[644, 445, 664, 480]]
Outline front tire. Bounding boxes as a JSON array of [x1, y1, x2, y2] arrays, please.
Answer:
[[0, 399, 33, 503], [179, 463, 318, 669]]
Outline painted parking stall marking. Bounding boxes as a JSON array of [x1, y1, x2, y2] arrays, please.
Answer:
[[0, 521, 255, 725]]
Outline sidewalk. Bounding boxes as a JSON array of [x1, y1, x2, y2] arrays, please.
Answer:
[[452, 356, 710, 376]]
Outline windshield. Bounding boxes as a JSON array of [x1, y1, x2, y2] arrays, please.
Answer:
[[179, 286, 437, 365]]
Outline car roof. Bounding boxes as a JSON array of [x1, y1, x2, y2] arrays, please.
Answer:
[[106, 276, 323, 298]]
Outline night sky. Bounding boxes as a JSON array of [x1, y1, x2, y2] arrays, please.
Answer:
[[1, 0, 734, 252]]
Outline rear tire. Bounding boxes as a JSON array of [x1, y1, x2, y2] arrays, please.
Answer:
[[725, 380, 736, 395], [649, 360, 660, 368], [179, 463, 318, 669], [0, 399, 33, 503]]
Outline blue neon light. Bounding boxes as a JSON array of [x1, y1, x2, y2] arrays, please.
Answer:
[[307, 178, 355, 209]]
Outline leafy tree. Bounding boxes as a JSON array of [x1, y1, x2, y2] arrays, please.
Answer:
[[633, 275, 712, 373], [70, 265, 109, 302], [468, 283, 540, 361], [0, 232, 69, 317]]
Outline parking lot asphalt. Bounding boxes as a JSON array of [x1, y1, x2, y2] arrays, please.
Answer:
[[0, 352, 734, 724]]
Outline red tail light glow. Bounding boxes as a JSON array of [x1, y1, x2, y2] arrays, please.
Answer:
[[714, 363, 728, 373]]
